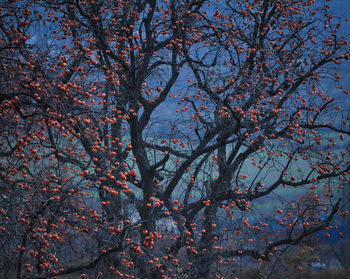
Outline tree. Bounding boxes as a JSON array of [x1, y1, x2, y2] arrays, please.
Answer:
[[0, 0, 349, 278]]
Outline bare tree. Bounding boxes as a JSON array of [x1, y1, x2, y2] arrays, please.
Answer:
[[0, 0, 349, 278]]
